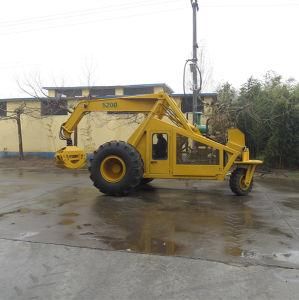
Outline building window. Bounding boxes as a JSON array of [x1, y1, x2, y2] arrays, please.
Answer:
[[41, 99, 68, 116], [63, 90, 81, 97], [90, 88, 115, 97], [52, 89, 81, 98], [0, 102, 7, 117], [123, 87, 154, 96]]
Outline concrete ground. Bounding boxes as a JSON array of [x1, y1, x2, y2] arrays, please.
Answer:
[[0, 164, 299, 299]]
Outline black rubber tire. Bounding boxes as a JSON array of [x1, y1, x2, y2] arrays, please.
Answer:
[[229, 168, 253, 196], [90, 141, 143, 196], [140, 178, 154, 185]]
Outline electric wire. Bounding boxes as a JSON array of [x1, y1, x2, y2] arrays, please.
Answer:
[[1, 0, 297, 35], [0, 4, 187, 35], [1, 0, 297, 29], [200, 0, 299, 8], [0, 0, 185, 31], [201, 3, 299, 8], [0, 0, 182, 27]]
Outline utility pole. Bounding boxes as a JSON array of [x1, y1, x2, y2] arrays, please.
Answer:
[[191, 0, 199, 121]]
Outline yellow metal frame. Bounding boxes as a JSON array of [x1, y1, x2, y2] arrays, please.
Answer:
[[57, 92, 262, 187], [55, 146, 87, 169]]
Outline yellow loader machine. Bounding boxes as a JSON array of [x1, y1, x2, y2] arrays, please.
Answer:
[[55, 92, 262, 196]]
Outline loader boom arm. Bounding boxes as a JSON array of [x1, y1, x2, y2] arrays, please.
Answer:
[[59, 92, 197, 141]]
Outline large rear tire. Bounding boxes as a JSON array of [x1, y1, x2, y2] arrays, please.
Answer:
[[89, 141, 143, 196], [229, 168, 253, 196], [140, 178, 154, 185]]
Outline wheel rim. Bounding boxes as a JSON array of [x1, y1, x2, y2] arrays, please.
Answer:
[[239, 175, 249, 190], [100, 155, 126, 183]]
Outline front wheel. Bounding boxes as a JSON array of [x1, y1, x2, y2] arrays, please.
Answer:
[[89, 141, 143, 196], [229, 168, 253, 196]]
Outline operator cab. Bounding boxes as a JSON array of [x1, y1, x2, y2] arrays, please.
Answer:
[[152, 133, 168, 160], [149, 132, 170, 174]]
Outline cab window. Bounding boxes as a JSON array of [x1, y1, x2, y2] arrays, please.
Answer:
[[152, 133, 168, 160]]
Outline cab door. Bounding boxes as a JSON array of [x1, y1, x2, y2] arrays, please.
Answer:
[[149, 131, 170, 175]]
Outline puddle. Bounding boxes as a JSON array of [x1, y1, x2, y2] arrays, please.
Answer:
[[239, 249, 299, 266], [0, 207, 31, 218], [80, 232, 94, 236], [61, 212, 80, 217], [269, 227, 293, 239], [17, 232, 39, 239], [58, 219, 75, 225], [82, 188, 264, 258], [0, 185, 34, 197], [58, 199, 78, 207], [1, 169, 298, 266], [259, 178, 299, 193], [273, 251, 299, 264], [274, 270, 299, 282], [283, 197, 299, 210]]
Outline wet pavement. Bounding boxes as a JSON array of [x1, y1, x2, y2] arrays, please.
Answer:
[[0, 168, 299, 269]]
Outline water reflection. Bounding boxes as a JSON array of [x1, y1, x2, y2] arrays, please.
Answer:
[[92, 187, 256, 258]]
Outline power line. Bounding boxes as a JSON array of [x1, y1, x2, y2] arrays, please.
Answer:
[[0, 0, 181, 28], [0, 5, 187, 36], [200, 0, 299, 8], [202, 4, 299, 8], [200, 0, 299, 4], [1, 0, 297, 30], [1, 0, 297, 36]]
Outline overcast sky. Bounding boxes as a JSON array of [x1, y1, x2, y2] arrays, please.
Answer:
[[0, 0, 298, 98]]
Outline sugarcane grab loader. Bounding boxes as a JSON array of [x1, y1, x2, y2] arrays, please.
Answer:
[[55, 92, 262, 196]]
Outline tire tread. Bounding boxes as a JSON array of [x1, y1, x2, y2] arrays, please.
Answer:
[[89, 141, 143, 196], [229, 168, 253, 196]]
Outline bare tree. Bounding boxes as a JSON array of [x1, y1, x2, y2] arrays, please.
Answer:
[[0, 101, 41, 160], [14, 70, 150, 156], [184, 42, 214, 94], [197, 45, 214, 92], [81, 59, 98, 87], [1, 74, 69, 160]]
